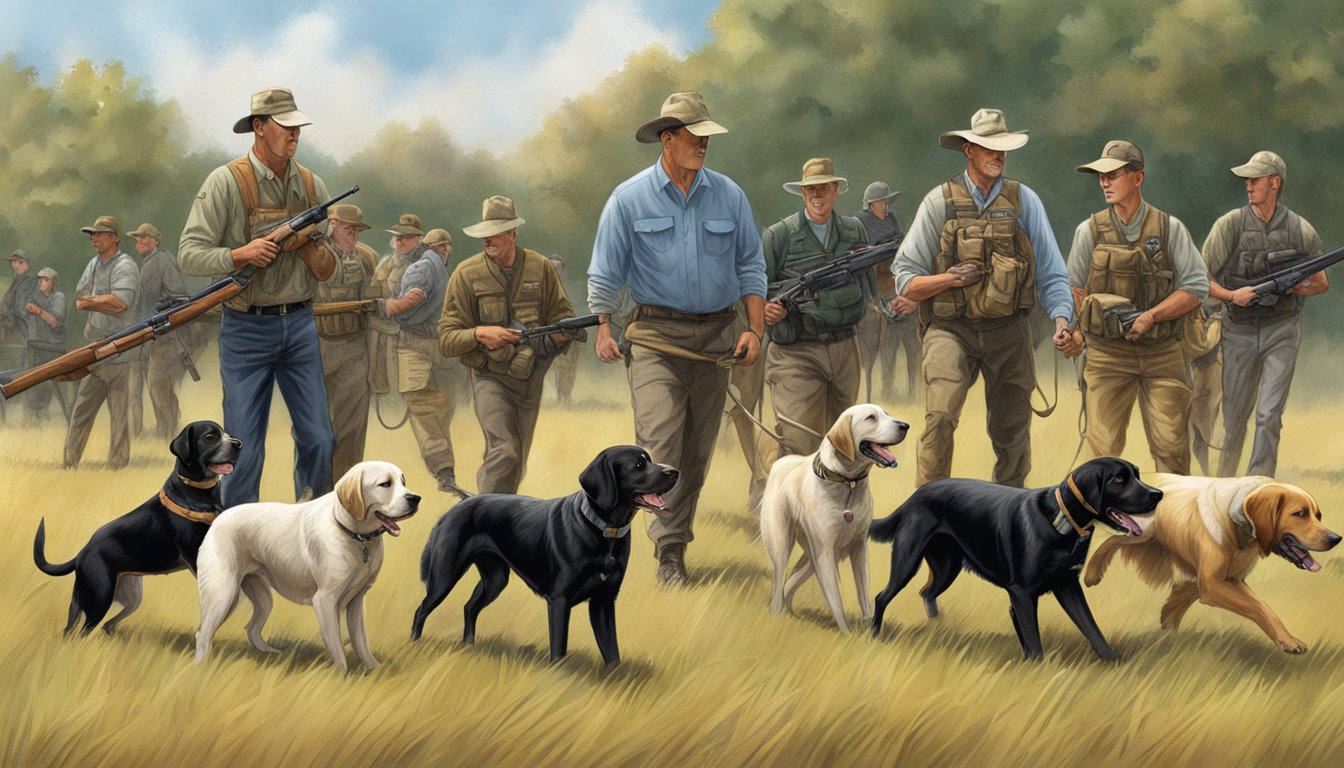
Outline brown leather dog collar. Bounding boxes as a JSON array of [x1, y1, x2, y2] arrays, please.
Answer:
[[159, 489, 219, 524], [812, 454, 869, 487], [1051, 473, 1096, 538], [179, 475, 221, 490]]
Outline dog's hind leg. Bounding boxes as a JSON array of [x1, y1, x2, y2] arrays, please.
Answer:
[[871, 522, 931, 637], [411, 548, 473, 641], [1008, 589, 1044, 660], [74, 566, 118, 636], [462, 557, 510, 645], [241, 575, 281, 654], [102, 575, 144, 636], [589, 597, 620, 666], [63, 591, 83, 635], [194, 550, 241, 664], [919, 538, 962, 619], [812, 551, 851, 633], [1053, 579, 1118, 660], [1159, 581, 1199, 630], [547, 597, 573, 661], [780, 553, 813, 614]]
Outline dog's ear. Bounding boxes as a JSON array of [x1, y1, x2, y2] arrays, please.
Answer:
[[580, 448, 623, 511], [336, 465, 367, 520], [1073, 458, 1114, 520], [170, 423, 197, 466], [1244, 485, 1284, 556], [827, 413, 856, 462]]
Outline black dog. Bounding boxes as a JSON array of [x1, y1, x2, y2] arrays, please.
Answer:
[[411, 446, 679, 666], [869, 457, 1162, 660], [33, 420, 241, 635]]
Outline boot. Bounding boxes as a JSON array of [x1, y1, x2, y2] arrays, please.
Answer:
[[437, 468, 471, 500], [656, 543, 688, 587]]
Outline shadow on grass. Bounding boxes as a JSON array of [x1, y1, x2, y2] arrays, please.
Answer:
[[407, 632, 656, 682], [130, 625, 345, 671], [699, 509, 759, 539], [688, 557, 769, 590]]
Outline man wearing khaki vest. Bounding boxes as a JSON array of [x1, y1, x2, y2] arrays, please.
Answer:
[[178, 87, 336, 506], [588, 92, 766, 585], [763, 157, 868, 456], [890, 108, 1074, 488], [439, 196, 577, 494], [1060, 140, 1208, 474], [315, 204, 378, 481], [1203, 151, 1329, 477]]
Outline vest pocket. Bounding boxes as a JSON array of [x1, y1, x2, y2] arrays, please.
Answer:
[[1088, 244, 1143, 304], [969, 250, 1022, 319], [478, 295, 508, 324]]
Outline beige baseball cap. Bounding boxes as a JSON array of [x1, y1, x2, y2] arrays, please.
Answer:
[[939, 108, 1029, 152], [463, 196, 525, 239], [424, 228, 453, 246], [128, 222, 163, 239], [635, 92, 729, 144], [1077, 140, 1145, 175], [232, 88, 313, 134], [783, 157, 849, 195], [1231, 150, 1286, 180], [80, 215, 121, 235], [385, 214, 424, 237]]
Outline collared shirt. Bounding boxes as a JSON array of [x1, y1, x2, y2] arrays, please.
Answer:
[[138, 246, 190, 316], [26, 289, 65, 346], [75, 251, 139, 344], [1066, 202, 1210, 300], [891, 171, 1074, 322], [178, 149, 331, 306], [397, 244, 449, 336], [1201, 203, 1324, 280], [588, 159, 766, 315]]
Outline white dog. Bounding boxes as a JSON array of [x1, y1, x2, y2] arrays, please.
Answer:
[[760, 403, 908, 633], [194, 461, 420, 672]]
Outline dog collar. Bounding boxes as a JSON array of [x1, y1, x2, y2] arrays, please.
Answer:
[[1050, 474, 1094, 538], [332, 514, 386, 542], [812, 454, 869, 488], [179, 475, 221, 490], [159, 489, 219, 524], [579, 498, 629, 539]]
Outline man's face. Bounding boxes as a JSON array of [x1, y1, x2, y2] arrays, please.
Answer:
[[1246, 175, 1281, 207], [393, 234, 421, 255], [8, 258, 28, 277], [90, 232, 119, 257], [331, 221, 361, 252], [868, 199, 890, 219], [964, 143, 1006, 183], [254, 117, 301, 162], [133, 235, 158, 256], [430, 243, 452, 262], [661, 127, 708, 175], [1098, 166, 1143, 208], [37, 275, 54, 295], [801, 181, 838, 224], [483, 230, 518, 265]]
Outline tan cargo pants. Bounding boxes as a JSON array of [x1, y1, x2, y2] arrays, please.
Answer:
[[470, 360, 550, 494], [398, 332, 456, 476], [320, 331, 372, 482], [764, 334, 861, 457], [1083, 335, 1191, 475]]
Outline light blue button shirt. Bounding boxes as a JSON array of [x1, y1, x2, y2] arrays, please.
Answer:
[[588, 160, 766, 315]]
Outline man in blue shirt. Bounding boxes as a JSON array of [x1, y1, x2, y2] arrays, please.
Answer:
[[588, 91, 767, 586], [890, 108, 1075, 488]]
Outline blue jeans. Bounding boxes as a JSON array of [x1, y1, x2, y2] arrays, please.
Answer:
[[219, 306, 334, 506]]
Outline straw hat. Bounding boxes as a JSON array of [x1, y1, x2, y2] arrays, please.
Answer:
[[782, 158, 849, 196], [938, 108, 1029, 152]]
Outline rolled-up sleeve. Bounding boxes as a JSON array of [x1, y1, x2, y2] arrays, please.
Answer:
[[1168, 217, 1210, 301], [587, 193, 629, 315], [731, 189, 766, 298], [891, 188, 944, 296]]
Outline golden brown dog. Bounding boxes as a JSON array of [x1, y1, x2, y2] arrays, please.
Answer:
[[1084, 473, 1340, 653]]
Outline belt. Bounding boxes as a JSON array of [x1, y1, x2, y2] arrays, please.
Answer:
[[802, 327, 856, 343], [228, 300, 312, 316], [635, 304, 735, 322]]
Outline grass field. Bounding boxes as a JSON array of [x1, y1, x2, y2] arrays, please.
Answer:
[[4, 347, 1344, 767]]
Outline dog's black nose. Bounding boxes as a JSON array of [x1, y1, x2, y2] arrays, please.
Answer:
[[405, 493, 421, 508], [1327, 532, 1341, 549], [896, 421, 910, 433]]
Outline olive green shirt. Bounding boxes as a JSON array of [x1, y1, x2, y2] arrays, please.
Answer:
[[438, 248, 573, 358], [177, 149, 330, 308]]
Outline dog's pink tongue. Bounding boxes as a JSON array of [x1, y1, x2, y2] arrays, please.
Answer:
[[639, 493, 665, 508], [1304, 554, 1321, 572], [210, 462, 235, 475], [379, 517, 402, 536], [1111, 511, 1142, 536], [871, 445, 896, 464]]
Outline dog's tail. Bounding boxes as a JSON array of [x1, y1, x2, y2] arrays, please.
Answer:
[[869, 509, 901, 543], [33, 519, 76, 576]]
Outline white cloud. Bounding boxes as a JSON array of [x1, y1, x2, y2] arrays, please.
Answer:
[[116, 1, 684, 158]]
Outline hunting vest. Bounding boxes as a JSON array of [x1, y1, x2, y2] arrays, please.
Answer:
[[1220, 205, 1308, 323], [224, 156, 319, 309], [765, 211, 868, 344], [459, 247, 550, 380], [1084, 204, 1179, 343], [922, 175, 1035, 326], [314, 241, 376, 339]]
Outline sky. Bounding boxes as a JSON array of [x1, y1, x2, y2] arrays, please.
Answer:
[[0, 0, 722, 157]]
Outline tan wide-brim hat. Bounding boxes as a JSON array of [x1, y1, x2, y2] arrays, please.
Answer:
[[127, 222, 163, 239], [80, 215, 121, 236], [463, 195, 525, 239], [385, 213, 424, 237], [1077, 140, 1145, 175], [939, 108, 1029, 152], [424, 228, 453, 247], [783, 157, 849, 195], [232, 88, 314, 134], [635, 92, 730, 144], [329, 204, 371, 231], [1231, 150, 1287, 180], [862, 181, 900, 204]]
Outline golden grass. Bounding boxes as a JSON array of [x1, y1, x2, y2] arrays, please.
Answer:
[[4, 354, 1344, 767]]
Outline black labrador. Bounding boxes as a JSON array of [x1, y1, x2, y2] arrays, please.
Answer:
[[869, 457, 1162, 660], [411, 445, 679, 666], [33, 420, 241, 635]]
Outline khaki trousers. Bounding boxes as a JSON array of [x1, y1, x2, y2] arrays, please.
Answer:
[[1083, 336, 1191, 475], [727, 350, 768, 516], [471, 362, 549, 494], [64, 361, 132, 468], [320, 332, 372, 482], [917, 316, 1035, 488], [398, 332, 456, 476], [765, 335, 861, 457], [145, 330, 203, 440]]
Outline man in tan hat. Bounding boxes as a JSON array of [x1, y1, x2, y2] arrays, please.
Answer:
[[854, 180, 918, 400], [314, 204, 379, 480], [178, 87, 336, 506], [1060, 140, 1208, 474], [588, 91, 767, 585], [65, 216, 140, 469], [763, 157, 868, 455], [1203, 150, 1329, 477], [378, 213, 463, 497], [128, 222, 199, 439], [21, 266, 69, 423], [890, 108, 1074, 488], [440, 195, 577, 494]]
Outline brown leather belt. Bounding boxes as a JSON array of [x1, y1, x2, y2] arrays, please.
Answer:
[[634, 304, 735, 322]]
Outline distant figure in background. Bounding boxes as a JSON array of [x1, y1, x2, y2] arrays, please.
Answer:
[[130, 222, 199, 439], [22, 267, 70, 424], [1, 249, 40, 422], [547, 254, 581, 406], [854, 180, 918, 400]]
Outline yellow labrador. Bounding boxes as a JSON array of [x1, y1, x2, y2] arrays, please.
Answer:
[[760, 403, 908, 632], [194, 461, 420, 672]]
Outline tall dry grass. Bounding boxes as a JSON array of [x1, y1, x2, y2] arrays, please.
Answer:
[[4, 348, 1344, 767]]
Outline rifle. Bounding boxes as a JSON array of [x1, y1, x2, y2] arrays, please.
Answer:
[[1246, 244, 1344, 305], [767, 238, 903, 309], [312, 299, 378, 316], [0, 185, 359, 399], [515, 314, 601, 344]]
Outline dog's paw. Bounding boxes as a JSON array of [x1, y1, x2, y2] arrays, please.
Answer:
[[1082, 570, 1102, 588], [1279, 637, 1308, 654]]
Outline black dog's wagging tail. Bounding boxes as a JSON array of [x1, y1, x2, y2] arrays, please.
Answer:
[[869, 511, 900, 543], [33, 519, 76, 576]]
